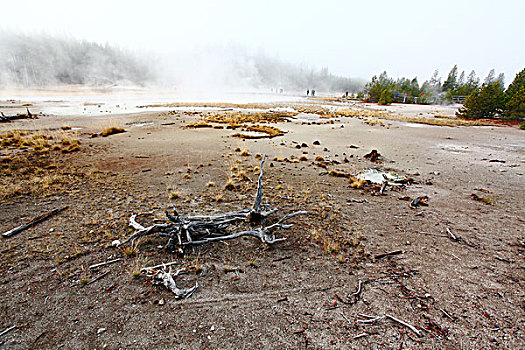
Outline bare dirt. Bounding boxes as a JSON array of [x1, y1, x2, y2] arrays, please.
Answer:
[[0, 96, 524, 349]]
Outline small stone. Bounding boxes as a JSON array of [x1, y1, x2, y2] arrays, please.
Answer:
[[111, 240, 121, 247], [313, 140, 320, 145], [97, 328, 106, 335], [210, 325, 215, 331], [158, 299, 165, 306]]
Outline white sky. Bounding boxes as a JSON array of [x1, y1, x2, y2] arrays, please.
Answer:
[[2, 0, 524, 82]]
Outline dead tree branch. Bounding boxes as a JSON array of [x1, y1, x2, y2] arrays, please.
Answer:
[[119, 154, 306, 253], [2, 206, 68, 238]]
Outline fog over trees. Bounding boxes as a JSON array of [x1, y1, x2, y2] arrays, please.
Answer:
[[0, 31, 151, 87], [0, 32, 364, 92]]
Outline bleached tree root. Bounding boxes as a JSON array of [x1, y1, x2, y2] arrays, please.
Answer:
[[147, 267, 197, 299]]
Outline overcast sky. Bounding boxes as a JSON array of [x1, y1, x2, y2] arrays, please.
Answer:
[[2, 0, 524, 82]]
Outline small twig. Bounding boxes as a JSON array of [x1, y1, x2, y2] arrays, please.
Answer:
[[353, 333, 369, 339], [272, 256, 292, 262], [357, 316, 384, 324], [379, 181, 387, 195], [415, 231, 448, 238], [385, 314, 423, 337], [446, 227, 458, 241], [89, 258, 121, 270], [352, 280, 363, 296], [86, 271, 110, 285], [339, 312, 352, 324], [141, 261, 179, 273], [0, 325, 16, 337], [440, 308, 455, 321], [375, 250, 404, 260]]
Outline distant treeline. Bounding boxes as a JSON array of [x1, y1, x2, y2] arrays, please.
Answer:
[[0, 32, 151, 87], [362, 65, 506, 105]]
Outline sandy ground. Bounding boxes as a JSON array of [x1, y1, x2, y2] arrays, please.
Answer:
[[0, 94, 524, 349]]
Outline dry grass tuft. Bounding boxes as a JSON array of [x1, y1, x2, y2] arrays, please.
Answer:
[[471, 193, 497, 205], [185, 122, 213, 128], [328, 169, 349, 178], [349, 177, 368, 189], [233, 125, 285, 139], [100, 127, 126, 137]]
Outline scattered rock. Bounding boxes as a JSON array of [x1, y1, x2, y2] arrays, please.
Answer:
[[313, 140, 320, 145], [364, 149, 381, 163], [97, 328, 106, 335]]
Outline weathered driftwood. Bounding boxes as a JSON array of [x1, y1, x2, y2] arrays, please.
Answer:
[[120, 155, 306, 253], [2, 206, 68, 238], [0, 108, 36, 123]]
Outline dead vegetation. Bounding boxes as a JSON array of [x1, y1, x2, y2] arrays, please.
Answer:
[[0, 130, 82, 200], [100, 127, 126, 137], [233, 124, 285, 139]]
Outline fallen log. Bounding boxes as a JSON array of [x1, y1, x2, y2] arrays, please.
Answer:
[[2, 206, 68, 238]]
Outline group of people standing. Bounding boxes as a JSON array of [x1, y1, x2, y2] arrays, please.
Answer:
[[306, 89, 316, 97]]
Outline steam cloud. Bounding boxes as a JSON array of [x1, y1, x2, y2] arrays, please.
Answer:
[[0, 31, 364, 93]]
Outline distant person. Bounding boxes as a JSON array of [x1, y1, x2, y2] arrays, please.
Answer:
[[307, 89, 310, 96], [311, 89, 315, 97], [345, 91, 349, 98]]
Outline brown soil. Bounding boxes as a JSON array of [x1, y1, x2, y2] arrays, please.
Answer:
[[0, 100, 524, 349]]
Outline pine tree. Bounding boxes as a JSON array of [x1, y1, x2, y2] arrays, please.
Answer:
[[484, 69, 496, 85], [496, 73, 505, 88], [504, 69, 525, 120], [456, 82, 505, 119], [442, 65, 458, 92]]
